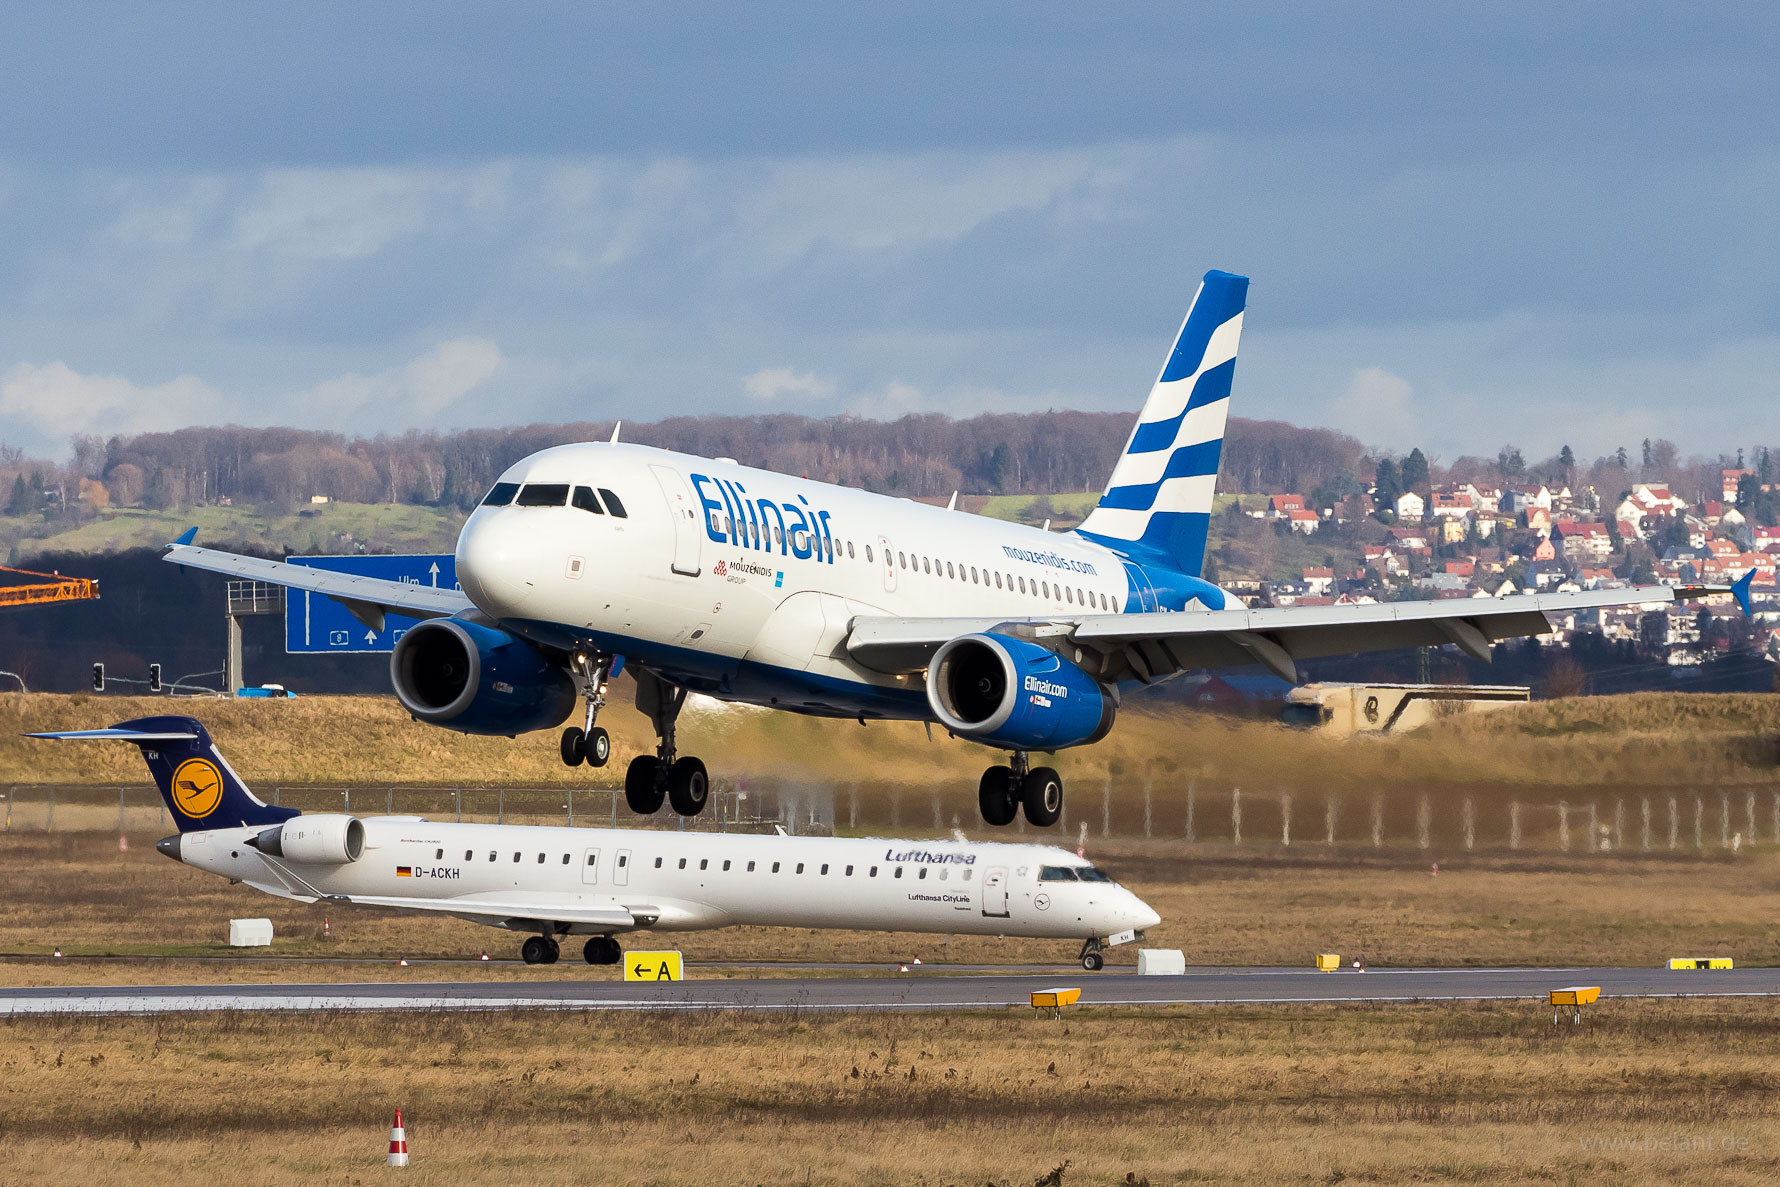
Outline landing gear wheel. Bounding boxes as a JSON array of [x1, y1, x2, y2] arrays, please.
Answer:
[[521, 936, 551, 965], [583, 936, 622, 965], [625, 755, 665, 815], [978, 766, 1018, 826], [541, 938, 561, 965], [668, 756, 710, 817], [1021, 766, 1063, 827], [585, 726, 611, 768], [560, 727, 585, 767], [1082, 950, 1104, 971]]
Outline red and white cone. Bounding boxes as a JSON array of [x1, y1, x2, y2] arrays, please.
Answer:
[[397, 958, 409, 967], [322, 917, 332, 940], [386, 1109, 409, 1167], [118, 834, 129, 852]]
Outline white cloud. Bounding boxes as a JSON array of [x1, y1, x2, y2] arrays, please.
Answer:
[[1329, 365, 1416, 445], [742, 367, 835, 403], [0, 361, 223, 442], [303, 337, 503, 421]]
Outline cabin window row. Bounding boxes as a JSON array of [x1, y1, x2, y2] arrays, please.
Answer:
[[435, 847, 977, 883], [892, 549, 1113, 611]]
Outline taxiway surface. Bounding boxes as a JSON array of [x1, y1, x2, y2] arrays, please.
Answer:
[[1, 965, 1773, 1015]]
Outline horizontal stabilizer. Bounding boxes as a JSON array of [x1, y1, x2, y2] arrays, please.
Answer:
[[27, 729, 200, 742]]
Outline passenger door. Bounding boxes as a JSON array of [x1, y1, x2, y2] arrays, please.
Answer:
[[581, 849, 600, 885], [878, 535, 896, 593], [981, 867, 1009, 917], [649, 465, 703, 577]]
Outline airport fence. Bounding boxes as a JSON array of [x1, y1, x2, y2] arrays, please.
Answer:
[[6, 775, 1779, 855]]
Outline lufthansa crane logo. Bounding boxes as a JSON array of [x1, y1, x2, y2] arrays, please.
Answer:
[[170, 757, 224, 818]]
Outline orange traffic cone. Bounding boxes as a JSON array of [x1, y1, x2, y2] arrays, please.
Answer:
[[53, 947, 63, 958], [118, 835, 129, 852], [386, 1109, 409, 1167], [322, 917, 332, 940], [397, 958, 409, 967], [480, 950, 490, 961]]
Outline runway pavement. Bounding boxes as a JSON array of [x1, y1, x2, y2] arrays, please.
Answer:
[[1, 965, 1775, 1015]]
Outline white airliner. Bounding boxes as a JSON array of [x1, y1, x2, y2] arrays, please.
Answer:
[[30, 718, 1159, 970], [162, 269, 1754, 828]]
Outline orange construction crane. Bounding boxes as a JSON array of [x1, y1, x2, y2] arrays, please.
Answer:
[[0, 565, 100, 608]]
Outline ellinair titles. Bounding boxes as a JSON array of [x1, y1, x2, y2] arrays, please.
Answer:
[[156, 268, 1754, 831], [31, 718, 1158, 970]]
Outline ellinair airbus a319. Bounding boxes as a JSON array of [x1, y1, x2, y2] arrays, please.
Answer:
[[162, 270, 1754, 829], [29, 718, 1160, 969]]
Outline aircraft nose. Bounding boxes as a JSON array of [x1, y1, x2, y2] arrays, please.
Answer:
[[457, 511, 534, 614], [1130, 896, 1161, 931]]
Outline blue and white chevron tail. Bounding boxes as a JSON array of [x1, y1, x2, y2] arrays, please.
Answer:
[[1075, 269, 1247, 577]]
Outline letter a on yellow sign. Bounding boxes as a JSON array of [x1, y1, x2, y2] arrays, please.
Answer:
[[623, 950, 684, 981]]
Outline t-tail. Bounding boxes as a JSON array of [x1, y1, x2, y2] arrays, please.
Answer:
[[26, 715, 299, 833], [1075, 269, 1248, 581]]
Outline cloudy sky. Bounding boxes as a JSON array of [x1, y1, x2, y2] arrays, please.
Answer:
[[0, 3, 1776, 463]]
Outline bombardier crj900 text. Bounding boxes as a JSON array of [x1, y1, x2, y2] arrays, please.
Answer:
[[30, 719, 1160, 970], [163, 270, 1755, 828]]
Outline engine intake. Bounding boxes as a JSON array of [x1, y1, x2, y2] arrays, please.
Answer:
[[390, 618, 576, 737], [248, 814, 365, 864], [926, 632, 1116, 751]]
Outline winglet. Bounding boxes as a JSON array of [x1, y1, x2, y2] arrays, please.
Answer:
[[609, 421, 622, 444], [1732, 568, 1755, 617], [173, 527, 198, 547]]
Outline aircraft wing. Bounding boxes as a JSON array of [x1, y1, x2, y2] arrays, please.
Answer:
[[846, 576, 1752, 685], [324, 893, 642, 929], [163, 539, 473, 628]]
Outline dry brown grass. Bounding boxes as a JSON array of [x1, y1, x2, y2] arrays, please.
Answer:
[[2, 689, 1776, 796], [4, 833, 1779, 980], [4, 1001, 1780, 1184]]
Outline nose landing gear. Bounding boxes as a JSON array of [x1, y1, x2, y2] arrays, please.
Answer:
[[1079, 937, 1104, 972], [624, 669, 711, 818], [978, 752, 1064, 828], [560, 653, 613, 769]]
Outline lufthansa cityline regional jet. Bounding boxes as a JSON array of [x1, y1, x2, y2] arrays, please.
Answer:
[[29, 718, 1161, 970], [162, 270, 1754, 829]]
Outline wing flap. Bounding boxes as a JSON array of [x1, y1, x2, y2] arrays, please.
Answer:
[[163, 543, 473, 620]]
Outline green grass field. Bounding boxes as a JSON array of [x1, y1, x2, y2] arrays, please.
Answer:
[[4, 501, 464, 558]]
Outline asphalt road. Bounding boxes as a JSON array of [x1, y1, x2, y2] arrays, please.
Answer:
[[1, 965, 1774, 1015]]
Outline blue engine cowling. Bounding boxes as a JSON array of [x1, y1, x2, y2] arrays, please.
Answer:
[[925, 632, 1116, 751], [390, 618, 576, 737]]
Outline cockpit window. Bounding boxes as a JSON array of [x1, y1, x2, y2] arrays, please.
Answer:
[[482, 482, 519, 506], [598, 488, 628, 518], [1076, 866, 1112, 882], [515, 483, 571, 507], [1037, 866, 1080, 882], [571, 486, 604, 514]]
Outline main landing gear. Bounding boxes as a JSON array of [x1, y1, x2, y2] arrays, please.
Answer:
[[521, 934, 561, 965], [559, 652, 612, 769], [624, 669, 710, 818], [978, 751, 1063, 828], [583, 936, 622, 965]]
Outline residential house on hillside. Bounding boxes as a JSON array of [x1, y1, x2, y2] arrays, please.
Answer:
[[1394, 490, 1425, 521], [1287, 508, 1320, 535], [1302, 567, 1335, 594], [1723, 468, 1756, 502], [1554, 521, 1613, 562], [1500, 485, 1552, 515]]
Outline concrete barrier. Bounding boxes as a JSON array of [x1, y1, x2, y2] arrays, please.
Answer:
[[1136, 948, 1186, 976]]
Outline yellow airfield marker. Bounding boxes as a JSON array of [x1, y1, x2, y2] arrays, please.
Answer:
[[1314, 953, 1341, 972], [1031, 987, 1082, 1017], [1668, 958, 1734, 970], [1550, 985, 1600, 1025], [623, 950, 685, 981]]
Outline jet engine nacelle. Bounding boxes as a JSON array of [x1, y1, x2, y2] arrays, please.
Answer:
[[926, 632, 1116, 751], [249, 813, 365, 864], [390, 618, 576, 737]]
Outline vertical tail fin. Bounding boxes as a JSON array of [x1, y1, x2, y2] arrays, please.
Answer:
[[26, 716, 299, 833], [1075, 269, 1248, 577]]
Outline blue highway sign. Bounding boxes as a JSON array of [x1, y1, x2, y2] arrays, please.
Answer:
[[284, 554, 458, 654]]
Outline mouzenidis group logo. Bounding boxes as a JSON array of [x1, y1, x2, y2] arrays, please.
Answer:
[[171, 757, 224, 818]]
